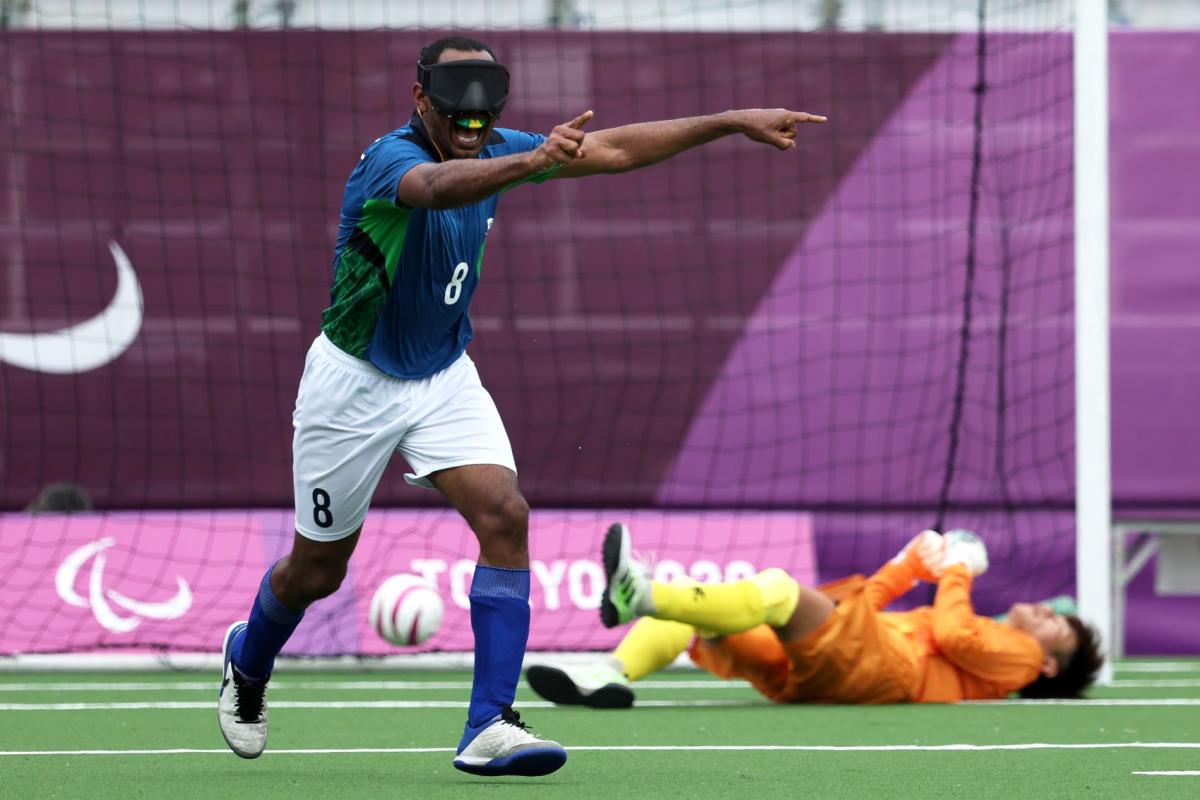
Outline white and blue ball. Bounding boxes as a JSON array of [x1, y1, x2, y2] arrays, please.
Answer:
[[369, 574, 444, 647]]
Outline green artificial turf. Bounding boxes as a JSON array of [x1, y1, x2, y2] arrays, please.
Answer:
[[1, 662, 1198, 799]]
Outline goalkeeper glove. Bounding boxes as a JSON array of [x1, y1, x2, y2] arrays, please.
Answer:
[[890, 530, 945, 582], [941, 529, 989, 577]]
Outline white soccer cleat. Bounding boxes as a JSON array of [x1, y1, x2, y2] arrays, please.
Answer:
[[453, 706, 567, 777], [217, 621, 269, 759], [526, 661, 635, 709], [600, 523, 652, 628]]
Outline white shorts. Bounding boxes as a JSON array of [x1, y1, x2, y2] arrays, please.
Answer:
[[291, 333, 516, 541]]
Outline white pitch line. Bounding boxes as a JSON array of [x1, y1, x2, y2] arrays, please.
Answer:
[[983, 699, 1200, 707], [0, 748, 448, 757], [7, 677, 1200, 693], [0, 681, 472, 693], [0, 679, 746, 693], [1109, 679, 1200, 688], [0, 699, 762, 711], [0, 682, 201, 693], [0, 701, 492, 711], [3, 743, 1200, 757], [5, 697, 1200, 711], [1134, 771, 1200, 777], [575, 743, 1200, 751], [1114, 663, 1200, 673]]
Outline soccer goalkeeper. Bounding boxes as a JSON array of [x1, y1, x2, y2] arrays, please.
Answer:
[[527, 525, 1102, 707]]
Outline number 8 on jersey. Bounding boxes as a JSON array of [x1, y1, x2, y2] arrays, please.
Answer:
[[444, 261, 470, 305]]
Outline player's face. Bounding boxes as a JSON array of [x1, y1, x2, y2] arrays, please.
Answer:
[[1006, 603, 1076, 657], [415, 48, 497, 160]]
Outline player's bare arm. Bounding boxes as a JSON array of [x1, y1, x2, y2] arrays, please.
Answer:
[[396, 110, 592, 209], [555, 107, 827, 179]]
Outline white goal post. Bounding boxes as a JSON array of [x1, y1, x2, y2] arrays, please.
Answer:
[[1074, 0, 1114, 685]]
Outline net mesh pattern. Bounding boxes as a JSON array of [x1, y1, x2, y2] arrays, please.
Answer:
[[0, 0, 1075, 654]]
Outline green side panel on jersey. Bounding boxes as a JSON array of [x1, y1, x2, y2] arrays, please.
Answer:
[[321, 247, 385, 358], [357, 198, 413, 280], [475, 240, 487, 277], [501, 162, 561, 193], [321, 199, 411, 358]]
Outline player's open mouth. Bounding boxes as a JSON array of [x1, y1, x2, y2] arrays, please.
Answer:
[[452, 115, 488, 148], [453, 127, 484, 148]]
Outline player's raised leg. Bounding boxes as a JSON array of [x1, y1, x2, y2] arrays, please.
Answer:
[[526, 615, 693, 708], [601, 522, 810, 635], [428, 464, 567, 777], [525, 660, 633, 709]]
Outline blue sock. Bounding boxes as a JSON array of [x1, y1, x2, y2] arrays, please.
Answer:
[[465, 565, 531, 729], [232, 563, 304, 681]]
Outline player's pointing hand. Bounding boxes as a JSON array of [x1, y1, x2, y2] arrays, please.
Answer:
[[734, 108, 828, 151], [566, 110, 594, 130], [531, 110, 594, 171]]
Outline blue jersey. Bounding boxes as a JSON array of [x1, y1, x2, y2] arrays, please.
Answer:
[[321, 114, 551, 379]]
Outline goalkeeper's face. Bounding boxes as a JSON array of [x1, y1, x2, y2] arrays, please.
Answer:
[[413, 48, 499, 160], [1006, 602, 1078, 662]]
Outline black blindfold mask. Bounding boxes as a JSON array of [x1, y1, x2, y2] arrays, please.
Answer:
[[417, 59, 510, 120]]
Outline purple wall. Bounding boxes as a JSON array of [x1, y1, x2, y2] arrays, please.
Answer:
[[1, 31, 1198, 651], [0, 29, 952, 509], [1106, 34, 1200, 654], [1109, 33, 1200, 505]]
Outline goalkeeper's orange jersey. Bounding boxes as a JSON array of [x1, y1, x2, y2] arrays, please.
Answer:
[[871, 566, 1045, 702], [690, 564, 1044, 704]]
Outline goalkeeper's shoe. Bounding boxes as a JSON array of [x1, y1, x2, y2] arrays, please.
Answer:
[[600, 523, 652, 628], [453, 706, 567, 777], [217, 621, 269, 759], [526, 662, 635, 709]]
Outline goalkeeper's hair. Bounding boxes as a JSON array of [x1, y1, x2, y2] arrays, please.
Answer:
[[1018, 616, 1103, 699]]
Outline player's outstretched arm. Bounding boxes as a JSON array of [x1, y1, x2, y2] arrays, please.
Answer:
[[864, 530, 944, 610], [396, 111, 594, 209], [931, 565, 1043, 690], [554, 108, 827, 179]]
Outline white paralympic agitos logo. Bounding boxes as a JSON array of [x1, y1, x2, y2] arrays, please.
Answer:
[[55, 537, 192, 633], [0, 240, 143, 374]]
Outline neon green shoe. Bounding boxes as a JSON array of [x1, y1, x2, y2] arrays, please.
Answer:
[[600, 523, 651, 628]]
